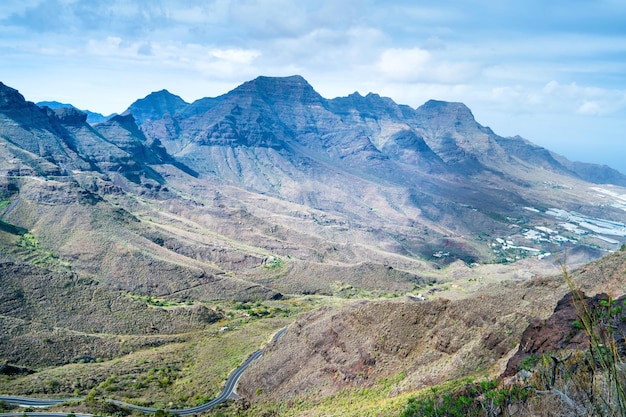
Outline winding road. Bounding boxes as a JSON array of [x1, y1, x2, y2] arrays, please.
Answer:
[[0, 327, 286, 416], [0, 413, 93, 417], [0, 397, 81, 408]]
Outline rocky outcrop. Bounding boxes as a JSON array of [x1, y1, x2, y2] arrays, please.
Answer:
[[51, 107, 88, 125], [503, 291, 626, 377], [0, 82, 29, 109], [37, 101, 115, 124], [124, 89, 188, 125]]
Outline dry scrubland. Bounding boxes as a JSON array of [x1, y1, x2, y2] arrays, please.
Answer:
[[235, 251, 626, 416], [2, 245, 624, 416], [0, 175, 624, 417]]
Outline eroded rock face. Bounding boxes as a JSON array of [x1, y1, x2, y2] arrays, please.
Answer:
[[52, 107, 88, 125], [0, 82, 28, 109], [503, 291, 626, 377], [124, 89, 188, 124]]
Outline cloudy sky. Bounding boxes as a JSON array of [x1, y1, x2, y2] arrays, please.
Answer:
[[1, 0, 625, 172]]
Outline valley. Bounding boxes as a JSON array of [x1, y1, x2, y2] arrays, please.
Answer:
[[0, 76, 625, 416]]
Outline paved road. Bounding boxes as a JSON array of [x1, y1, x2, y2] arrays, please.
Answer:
[[0, 413, 92, 417], [0, 327, 286, 416], [107, 349, 264, 416], [0, 397, 82, 408]]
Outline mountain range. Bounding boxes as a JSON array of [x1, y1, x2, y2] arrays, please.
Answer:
[[2, 75, 626, 297], [1, 76, 626, 413]]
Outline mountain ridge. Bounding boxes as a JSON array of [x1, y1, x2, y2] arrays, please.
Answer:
[[2, 76, 626, 286], [125, 76, 626, 185], [36, 100, 117, 124]]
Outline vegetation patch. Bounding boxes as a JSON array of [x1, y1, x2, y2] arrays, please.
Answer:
[[402, 379, 530, 417], [262, 255, 284, 270], [329, 280, 405, 299], [126, 293, 192, 308], [231, 300, 292, 318]]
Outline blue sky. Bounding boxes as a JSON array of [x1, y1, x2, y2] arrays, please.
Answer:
[[1, 0, 625, 172]]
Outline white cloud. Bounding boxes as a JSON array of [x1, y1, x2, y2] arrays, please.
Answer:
[[376, 47, 478, 84], [446, 80, 626, 120], [577, 101, 603, 116], [541, 81, 626, 116], [210, 48, 260, 64], [253, 25, 387, 76], [485, 85, 544, 111], [230, 0, 308, 38], [543, 80, 559, 94], [166, 1, 230, 25], [80, 36, 262, 82], [377, 48, 431, 82]]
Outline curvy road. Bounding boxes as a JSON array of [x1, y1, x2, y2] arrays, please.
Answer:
[[0, 327, 287, 416], [0, 397, 82, 408]]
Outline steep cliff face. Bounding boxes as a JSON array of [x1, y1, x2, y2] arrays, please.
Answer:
[[406, 100, 505, 172], [0, 85, 191, 188], [128, 76, 626, 193], [0, 82, 29, 109], [127, 76, 454, 184], [0, 82, 77, 174], [123, 90, 187, 154], [51, 107, 88, 125]]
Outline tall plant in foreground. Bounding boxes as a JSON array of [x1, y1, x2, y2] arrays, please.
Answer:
[[558, 256, 626, 417]]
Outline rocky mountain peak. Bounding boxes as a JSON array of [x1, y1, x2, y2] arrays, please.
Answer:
[[416, 100, 477, 125], [412, 99, 495, 141], [125, 89, 188, 124], [329, 91, 404, 119], [231, 75, 325, 106], [106, 114, 143, 134], [407, 100, 502, 171], [51, 107, 88, 125], [0, 82, 27, 109], [146, 89, 187, 109]]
